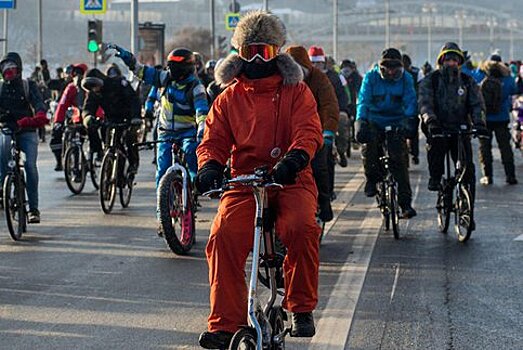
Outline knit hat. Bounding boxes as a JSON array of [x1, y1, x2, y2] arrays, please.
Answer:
[[380, 48, 403, 68], [436, 42, 465, 65], [286, 45, 313, 69], [308, 46, 326, 63], [231, 10, 286, 49], [489, 54, 502, 62]]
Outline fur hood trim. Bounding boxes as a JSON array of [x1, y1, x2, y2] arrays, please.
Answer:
[[480, 60, 510, 77], [232, 11, 286, 48], [215, 53, 303, 87]]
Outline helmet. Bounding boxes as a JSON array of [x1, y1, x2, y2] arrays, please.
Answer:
[[205, 59, 217, 70], [106, 63, 122, 78], [167, 48, 196, 81]]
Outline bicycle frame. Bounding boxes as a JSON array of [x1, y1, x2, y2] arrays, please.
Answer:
[[204, 170, 285, 349]]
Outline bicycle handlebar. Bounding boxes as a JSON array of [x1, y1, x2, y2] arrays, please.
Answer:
[[202, 167, 283, 198], [432, 128, 486, 139]]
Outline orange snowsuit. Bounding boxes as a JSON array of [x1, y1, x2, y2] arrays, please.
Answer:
[[197, 73, 323, 333]]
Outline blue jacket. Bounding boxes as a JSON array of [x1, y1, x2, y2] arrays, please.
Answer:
[[140, 66, 209, 131], [356, 65, 417, 129], [476, 62, 517, 123]]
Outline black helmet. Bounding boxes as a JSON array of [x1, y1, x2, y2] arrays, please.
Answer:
[[167, 48, 195, 81], [81, 68, 106, 91]]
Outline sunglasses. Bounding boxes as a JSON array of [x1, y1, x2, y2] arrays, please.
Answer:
[[239, 43, 279, 62]]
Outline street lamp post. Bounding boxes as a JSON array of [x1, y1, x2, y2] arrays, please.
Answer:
[[131, 0, 138, 53], [333, 0, 338, 61], [37, 0, 42, 63], [263, 0, 269, 11], [508, 19, 518, 61], [486, 17, 498, 54], [210, 0, 215, 59], [422, 3, 437, 63], [385, 0, 390, 47], [455, 10, 466, 49]]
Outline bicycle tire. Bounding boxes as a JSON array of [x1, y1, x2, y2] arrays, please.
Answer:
[[119, 156, 133, 208], [268, 307, 287, 350], [99, 153, 117, 214], [64, 146, 86, 195], [388, 182, 400, 239], [229, 327, 257, 350], [378, 183, 390, 231], [455, 183, 473, 242], [436, 181, 451, 233], [3, 174, 25, 241], [89, 152, 100, 190], [158, 171, 195, 255]]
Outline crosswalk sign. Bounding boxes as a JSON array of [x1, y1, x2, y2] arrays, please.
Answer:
[[0, 0, 16, 9], [80, 0, 107, 15], [225, 13, 240, 31]]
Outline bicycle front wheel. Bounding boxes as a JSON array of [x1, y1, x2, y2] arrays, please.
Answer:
[[388, 182, 400, 239], [436, 182, 451, 233], [229, 327, 257, 350], [158, 171, 195, 255], [89, 151, 100, 190], [64, 145, 86, 195], [3, 174, 26, 241], [119, 157, 133, 208], [455, 184, 473, 242], [99, 153, 117, 214]]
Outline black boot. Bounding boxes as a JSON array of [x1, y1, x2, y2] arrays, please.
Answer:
[[198, 331, 234, 349], [290, 312, 315, 337]]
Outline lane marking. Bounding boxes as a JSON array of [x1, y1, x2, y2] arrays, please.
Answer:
[[514, 234, 523, 241], [390, 263, 400, 303]]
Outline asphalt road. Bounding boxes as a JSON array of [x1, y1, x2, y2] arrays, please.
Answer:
[[0, 137, 522, 350]]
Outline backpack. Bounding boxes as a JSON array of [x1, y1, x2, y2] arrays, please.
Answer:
[[480, 75, 503, 114]]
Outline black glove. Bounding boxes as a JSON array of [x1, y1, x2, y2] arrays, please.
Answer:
[[144, 110, 154, 121], [195, 160, 225, 194], [355, 119, 372, 144], [474, 124, 490, 137], [404, 116, 419, 139], [272, 149, 310, 185]]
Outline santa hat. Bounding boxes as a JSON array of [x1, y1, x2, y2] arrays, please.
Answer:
[[308, 46, 325, 63]]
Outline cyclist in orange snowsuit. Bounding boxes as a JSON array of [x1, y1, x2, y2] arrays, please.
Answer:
[[195, 11, 323, 349]]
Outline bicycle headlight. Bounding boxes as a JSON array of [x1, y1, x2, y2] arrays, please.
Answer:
[[7, 160, 16, 168]]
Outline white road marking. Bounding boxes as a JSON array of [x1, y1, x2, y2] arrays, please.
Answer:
[[390, 263, 400, 303], [514, 234, 523, 241]]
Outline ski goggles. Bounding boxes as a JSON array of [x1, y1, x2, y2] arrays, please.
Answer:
[[238, 43, 279, 62]]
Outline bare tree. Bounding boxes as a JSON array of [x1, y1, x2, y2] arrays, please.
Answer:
[[166, 27, 212, 60]]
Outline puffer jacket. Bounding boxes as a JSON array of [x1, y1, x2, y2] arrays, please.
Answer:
[[478, 61, 517, 123], [356, 65, 417, 129], [419, 67, 485, 129], [197, 53, 322, 190]]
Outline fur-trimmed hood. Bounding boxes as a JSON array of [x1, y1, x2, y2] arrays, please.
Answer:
[[215, 53, 303, 87], [480, 60, 510, 78]]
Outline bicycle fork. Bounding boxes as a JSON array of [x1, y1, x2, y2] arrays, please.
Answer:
[[165, 162, 190, 214]]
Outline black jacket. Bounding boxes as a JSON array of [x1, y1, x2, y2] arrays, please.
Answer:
[[419, 68, 486, 129], [83, 77, 141, 123]]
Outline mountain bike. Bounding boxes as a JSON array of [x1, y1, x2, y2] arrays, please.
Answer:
[[204, 167, 289, 350], [376, 126, 401, 239], [135, 132, 196, 255], [99, 122, 136, 214], [1, 127, 27, 240], [435, 126, 479, 242], [63, 120, 100, 194]]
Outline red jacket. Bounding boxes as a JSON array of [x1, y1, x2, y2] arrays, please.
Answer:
[[54, 83, 103, 124], [197, 74, 322, 188]]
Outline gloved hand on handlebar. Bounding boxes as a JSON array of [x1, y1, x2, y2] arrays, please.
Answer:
[[355, 119, 372, 144], [83, 114, 99, 129], [195, 160, 225, 194], [474, 124, 490, 137], [271, 149, 310, 185], [108, 44, 136, 71]]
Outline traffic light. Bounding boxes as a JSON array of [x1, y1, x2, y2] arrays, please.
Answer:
[[87, 19, 103, 53], [218, 35, 228, 57]]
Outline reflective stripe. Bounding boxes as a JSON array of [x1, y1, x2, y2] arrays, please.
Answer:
[[196, 114, 207, 125]]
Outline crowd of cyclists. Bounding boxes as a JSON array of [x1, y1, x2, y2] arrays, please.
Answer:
[[1, 9, 522, 349]]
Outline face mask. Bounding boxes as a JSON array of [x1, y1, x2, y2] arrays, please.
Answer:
[[341, 67, 353, 77], [168, 64, 193, 82], [242, 59, 278, 80], [2, 67, 18, 81]]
